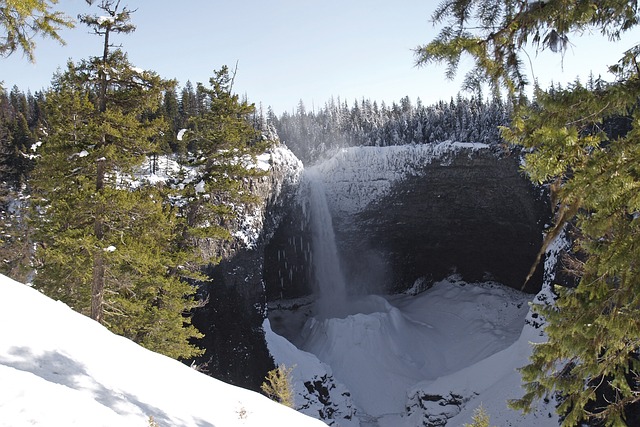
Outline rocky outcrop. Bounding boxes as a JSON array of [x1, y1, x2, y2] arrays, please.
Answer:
[[264, 142, 550, 300], [190, 144, 304, 391], [405, 392, 470, 427], [263, 319, 359, 427]]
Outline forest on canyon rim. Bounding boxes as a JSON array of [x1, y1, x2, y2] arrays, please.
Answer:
[[2, 1, 640, 426]]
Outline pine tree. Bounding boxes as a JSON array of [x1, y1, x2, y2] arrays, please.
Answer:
[[30, 0, 203, 359], [0, 0, 73, 61], [0, 111, 31, 282], [161, 87, 182, 153], [0, 86, 33, 283], [417, 1, 640, 425], [178, 66, 268, 249], [179, 81, 198, 122], [261, 364, 295, 408], [464, 405, 493, 427]]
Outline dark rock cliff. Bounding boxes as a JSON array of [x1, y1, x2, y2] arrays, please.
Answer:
[[193, 142, 550, 390], [190, 144, 304, 391], [264, 143, 550, 301]]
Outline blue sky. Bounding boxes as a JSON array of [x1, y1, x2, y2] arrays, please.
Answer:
[[3, 0, 639, 114]]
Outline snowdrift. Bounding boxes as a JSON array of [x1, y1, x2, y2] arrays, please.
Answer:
[[0, 274, 326, 427]]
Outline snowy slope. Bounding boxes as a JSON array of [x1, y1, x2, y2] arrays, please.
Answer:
[[0, 275, 326, 427]]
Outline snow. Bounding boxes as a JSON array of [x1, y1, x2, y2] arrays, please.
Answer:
[[97, 16, 115, 25], [256, 152, 272, 171], [267, 277, 559, 426], [314, 141, 489, 215], [177, 129, 187, 141], [0, 275, 326, 427], [194, 180, 206, 194], [264, 142, 563, 426]]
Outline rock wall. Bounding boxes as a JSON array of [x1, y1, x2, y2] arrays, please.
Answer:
[[190, 144, 304, 391], [264, 142, 550, 300], [193, 141, 550, 391]]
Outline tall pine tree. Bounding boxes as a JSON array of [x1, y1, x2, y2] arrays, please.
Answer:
[[30, 0, 203, 359], [178, 66, 268, 251]]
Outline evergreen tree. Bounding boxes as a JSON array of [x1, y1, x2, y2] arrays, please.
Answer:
[[179, 68, 275, 389], [0, 86, 34, 283], [178, 66, 268, 249], [417, 1, 640, 425], [464, 405, 493, 427], [0, 108, 31, 283], [179, 80, 198, 122], [261, 364, 295, 408], [7, 111, 33, 183], [0, 0, 72, 61], [30, 0, 203, 359], [161, 87, 182, 153]]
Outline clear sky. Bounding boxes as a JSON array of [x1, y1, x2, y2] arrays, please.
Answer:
[[2, 0, 639, 114]]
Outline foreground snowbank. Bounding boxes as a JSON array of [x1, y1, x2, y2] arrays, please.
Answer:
[[0, 275, 326, 427]]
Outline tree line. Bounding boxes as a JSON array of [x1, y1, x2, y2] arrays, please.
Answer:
[[269, 94, 510, 164]]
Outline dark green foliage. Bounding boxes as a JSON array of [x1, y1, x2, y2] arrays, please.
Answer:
[[28, 0, 205, 360], [176, 66, 270, 249], [30, 57, 204, 359], [421, 1, 640, 425], [161, 88, 183, 153], [505, 79, 640, 427], [0, 85, 41, 282]]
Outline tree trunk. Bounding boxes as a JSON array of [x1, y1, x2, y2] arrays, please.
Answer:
[[91, 157, 106, 322], [90, 250, 105, 322], [98, 26, 110, 113]]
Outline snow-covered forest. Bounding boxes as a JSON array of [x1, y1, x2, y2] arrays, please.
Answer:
[[270, 95, 511, 164]]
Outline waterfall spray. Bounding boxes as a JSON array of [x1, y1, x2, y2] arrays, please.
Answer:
[[303, 167, 348, 318]]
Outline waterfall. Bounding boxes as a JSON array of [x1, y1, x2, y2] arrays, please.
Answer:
[[303, 167, 348, 318]]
